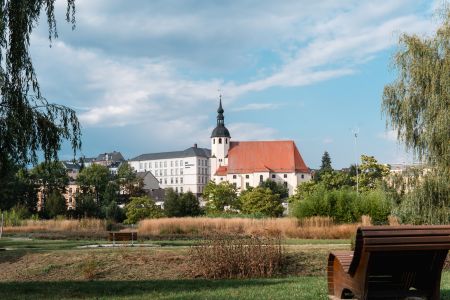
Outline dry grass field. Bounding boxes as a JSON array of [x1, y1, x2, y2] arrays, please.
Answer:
[[2, 216, 364, 239]]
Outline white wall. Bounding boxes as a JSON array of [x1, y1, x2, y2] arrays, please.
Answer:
[[128, 156, 210, 195]]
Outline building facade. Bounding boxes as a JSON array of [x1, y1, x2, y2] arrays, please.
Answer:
[[210, 98, 311, 195], [128, 145, 211, 197]]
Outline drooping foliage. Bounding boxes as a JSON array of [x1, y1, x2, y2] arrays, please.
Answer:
[[0, 0, 80, 173], [382, 8, 450, 224]]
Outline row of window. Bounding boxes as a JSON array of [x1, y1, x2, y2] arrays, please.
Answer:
[[231, 174, 290, 180], [139, 160, 184, 170], [154, 168, 184, 176], [198, 158, 208, 166], [159, 177, 184, 185], [213, 138, 228, 145]]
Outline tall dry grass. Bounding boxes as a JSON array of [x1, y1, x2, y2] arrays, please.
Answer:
[[189, 234, 283, 279], [3, 219, 106, 234], [138, 216, 364, 239]]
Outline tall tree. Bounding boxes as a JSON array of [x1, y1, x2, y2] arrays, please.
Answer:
[[77, 164, 111, 203], [382, 8, 450, 224], [357, 155, 390, 191], [0, 1, 80, 176], [31, 161, 69, 203], [315, 151, 333, 182]]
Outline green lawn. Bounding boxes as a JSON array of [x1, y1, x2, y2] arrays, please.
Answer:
[[1, 274, 450, 300], [1, 237, 450, 299]]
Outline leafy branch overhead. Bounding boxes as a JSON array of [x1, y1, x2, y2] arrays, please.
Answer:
[[0, 0, 80, 167]]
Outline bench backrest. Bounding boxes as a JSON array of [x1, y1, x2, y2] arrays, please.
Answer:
[[108, 231, 137, 241], [349, 225, 450, 275]]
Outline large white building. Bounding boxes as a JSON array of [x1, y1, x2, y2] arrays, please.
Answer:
[[210, 98, 311, 195], [128, 146, 211, 197]]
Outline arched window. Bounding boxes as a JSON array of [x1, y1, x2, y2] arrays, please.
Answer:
[[219, 138, 222, 144]]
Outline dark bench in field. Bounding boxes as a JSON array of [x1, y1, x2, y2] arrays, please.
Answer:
[[108, 231, 137, 243], [327, 226, 450, 300]]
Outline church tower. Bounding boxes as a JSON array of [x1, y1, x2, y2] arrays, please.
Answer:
[[210, 96, 231, 174]]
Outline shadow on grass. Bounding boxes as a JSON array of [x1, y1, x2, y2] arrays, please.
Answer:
[[0, 278, 291, 299]]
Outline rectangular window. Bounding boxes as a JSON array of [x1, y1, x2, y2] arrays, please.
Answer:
[[175, 187, 178, 192], [171, 178, 174, 184], [164, 161, 167, 168], [180, 187, 183, 193], [139, 162, 143, 170], [180, 169, 183, 175], [149, 162, 152, 168], [176, 168, 179, 175], [180, 160, 183, 166], [171, 169, 174, 175], [198, 167, 201, 174], [160, 162, 163, 168], [175, 161, 178, 167], [180, 177, 183, 184], [164, 178, 167, 184], [246, 175, 249, 179], [176, 177, 178, 184], [198, 176, 201, 183], [171, 161, 173, 167], [164, 169, 167, 176], [246, 182, 250, 188], [144, 162, 147, 169], [272, 174, 276, 179], [284, 174, 288, 178], [301, 174, 304, 179], [233, 175, 237, 179]]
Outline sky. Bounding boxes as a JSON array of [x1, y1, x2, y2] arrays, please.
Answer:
[[30, 0, 444, 169]]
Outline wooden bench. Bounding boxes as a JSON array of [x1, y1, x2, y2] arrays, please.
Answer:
[[108, 232, 137, 243], [327, 226, 450, 300]]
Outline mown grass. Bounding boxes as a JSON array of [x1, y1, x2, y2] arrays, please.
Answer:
[[1, 274, 450, 300]]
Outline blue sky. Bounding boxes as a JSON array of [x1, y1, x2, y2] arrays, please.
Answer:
[[30, 0, 442, 168]]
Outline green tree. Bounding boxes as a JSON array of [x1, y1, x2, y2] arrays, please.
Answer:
[[180, 191, 202, 217], [239, 187, 284, 217], [0, 161, 37, 211], [31, 161, 69, 204], [203, 181, 238, 213], [77, 164, 111, 203], [164, 188, 182, 217], [164, 189, 202, 217], [45, 190, 66, 218], [0, 1, 80, 174], [357, 155, 390, 191], [124, 196, 164, 224], [315, 151, 333, 182], [382, 8, 450, 223], [117, 163, 144, 200], [74, 193, 99, 218], [259, 179, 289, 199]]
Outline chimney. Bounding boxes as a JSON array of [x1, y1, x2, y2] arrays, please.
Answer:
[[194, 143, 197, 148]]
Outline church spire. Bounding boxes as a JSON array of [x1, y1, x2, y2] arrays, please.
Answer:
[[211, 95, 230, 138]]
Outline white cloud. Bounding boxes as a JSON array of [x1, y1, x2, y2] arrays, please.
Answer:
[[231, 103, 280, 112], [227, 123, 278, 141], [323, 137, 334, 145], [31, 0, 439, 144]]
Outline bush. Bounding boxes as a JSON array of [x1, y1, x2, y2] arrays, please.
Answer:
[[189, 234, 284, 279], [124, 196, 164, 224], [291, 185, 392, 224], [239, 187, 284, 217]]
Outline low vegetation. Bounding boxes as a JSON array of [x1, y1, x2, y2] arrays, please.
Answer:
[[189, 235, 283, 279]]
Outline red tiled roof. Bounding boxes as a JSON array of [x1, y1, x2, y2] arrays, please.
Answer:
[[215, 165, 228, 176], [221, 140, 309, 174]]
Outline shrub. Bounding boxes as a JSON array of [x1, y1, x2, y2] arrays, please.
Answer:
[[239, 187, 284, 217], [189, 234, 283, 279], [124, 196, 164, 224], [291, 185, 391, 224]]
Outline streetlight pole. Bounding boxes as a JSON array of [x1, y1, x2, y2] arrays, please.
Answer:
[[353, 129, 359, 194]]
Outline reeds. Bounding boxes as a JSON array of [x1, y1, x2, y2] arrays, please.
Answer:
[[138, 216, 362, 239], [3, 219, 106, 233]]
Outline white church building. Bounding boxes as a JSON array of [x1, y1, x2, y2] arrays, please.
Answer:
[[210, 98, 311, 196]]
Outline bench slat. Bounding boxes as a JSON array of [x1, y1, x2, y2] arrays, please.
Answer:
[[364, 236, 450, 245]]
